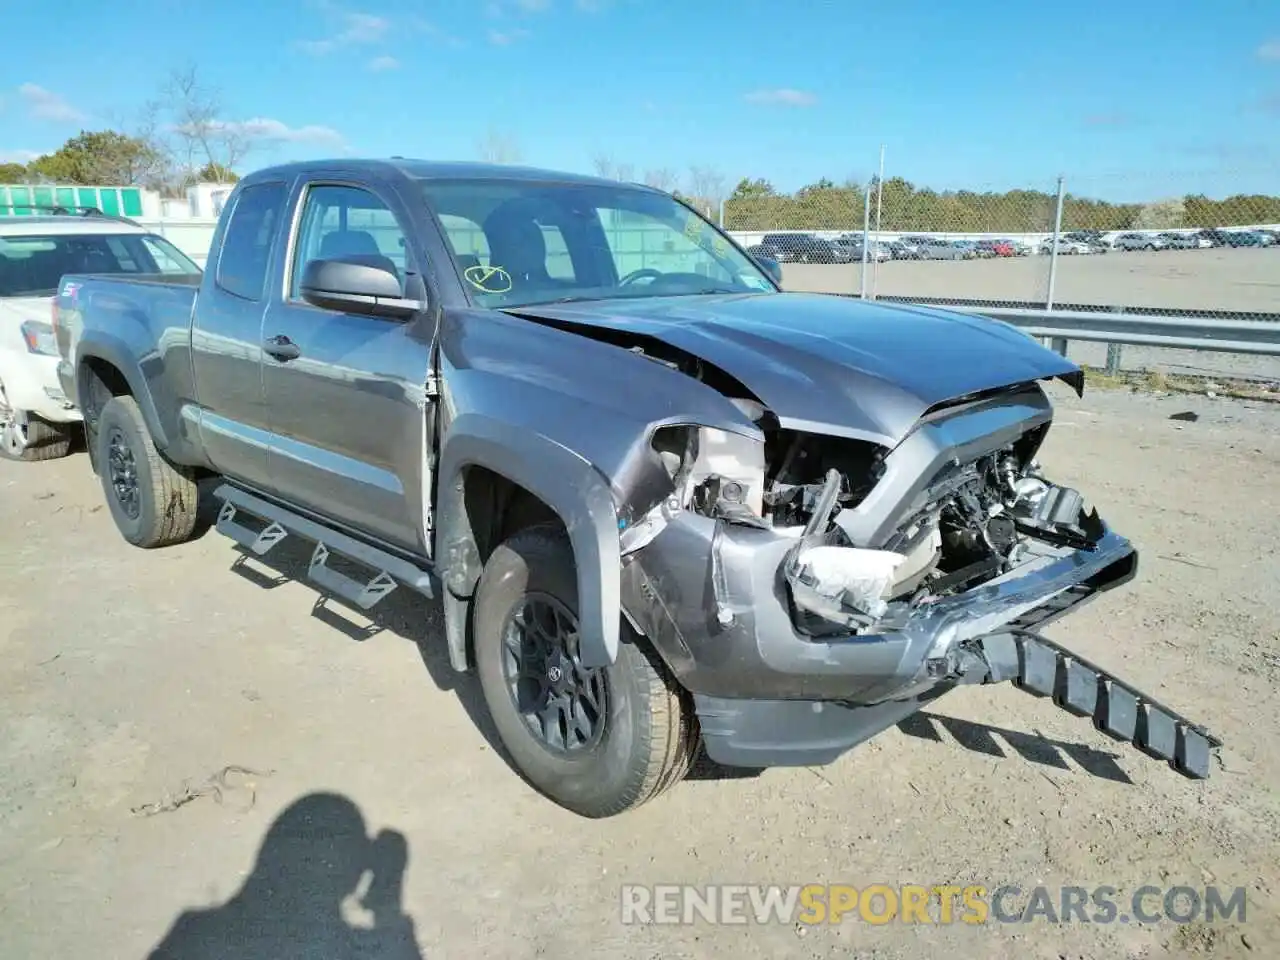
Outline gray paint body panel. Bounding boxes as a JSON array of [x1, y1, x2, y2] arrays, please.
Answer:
[[502, 292, 1080, 447]]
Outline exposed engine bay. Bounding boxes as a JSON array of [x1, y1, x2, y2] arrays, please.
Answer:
[[632, 383, 1107, 638]]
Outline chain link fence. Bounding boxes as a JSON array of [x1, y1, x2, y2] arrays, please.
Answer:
[[720, 169, 1280, 317]]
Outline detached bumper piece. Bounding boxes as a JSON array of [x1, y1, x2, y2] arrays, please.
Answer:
[[976, 630, 1222, 779]]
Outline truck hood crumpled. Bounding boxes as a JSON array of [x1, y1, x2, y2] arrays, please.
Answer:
[[504, 292, 1082, 447]]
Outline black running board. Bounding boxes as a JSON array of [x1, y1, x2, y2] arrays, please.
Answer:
[[975, 631, 1222, 780], [212, 483, 436, 611]]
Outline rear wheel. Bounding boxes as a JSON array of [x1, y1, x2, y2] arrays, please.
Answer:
[[95, 395, 199, 548], [0, 381, 72, 462], [473, 524, 699, 818]]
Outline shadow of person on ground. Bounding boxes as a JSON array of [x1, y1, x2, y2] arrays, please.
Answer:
[[146, 792, 424, 959]]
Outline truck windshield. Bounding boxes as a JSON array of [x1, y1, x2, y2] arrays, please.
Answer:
[[418, 179, 776, 307], [0, 232, 201, 298]]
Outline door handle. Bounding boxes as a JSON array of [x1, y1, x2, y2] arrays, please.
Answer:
[[264, 334, 301, 362]]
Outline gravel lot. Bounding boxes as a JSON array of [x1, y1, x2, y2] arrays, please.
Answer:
[[781, 249, 1280, 384], [2, 385, 1278, 959]]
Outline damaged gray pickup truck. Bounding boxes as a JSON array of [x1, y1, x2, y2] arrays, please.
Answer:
[[54, 159, 1221, 817]]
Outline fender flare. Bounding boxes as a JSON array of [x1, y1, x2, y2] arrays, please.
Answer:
[[435, 413, 623, 670], [75, 335, 171, 449]]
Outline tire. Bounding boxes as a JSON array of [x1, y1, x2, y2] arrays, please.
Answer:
[[473, 524, 699, 818], [95, 395, 199, 548], [0, 380, 72, 462]]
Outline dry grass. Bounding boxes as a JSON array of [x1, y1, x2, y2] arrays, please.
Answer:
[[1082, 365, 1279, 402]]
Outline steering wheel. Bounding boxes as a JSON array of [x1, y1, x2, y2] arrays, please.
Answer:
[[619, 268, 663, 286]]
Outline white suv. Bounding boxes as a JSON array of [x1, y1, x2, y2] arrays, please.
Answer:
[[0, 209, 201, 461]]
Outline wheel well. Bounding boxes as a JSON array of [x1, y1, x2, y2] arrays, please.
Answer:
[[463, 465, 562, 568], [81, 357, 131, 425]]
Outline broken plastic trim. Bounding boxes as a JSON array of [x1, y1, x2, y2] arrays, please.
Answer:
[[970, 628, 1222, 779]]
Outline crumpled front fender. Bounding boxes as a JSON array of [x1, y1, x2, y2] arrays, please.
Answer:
[[435, 412, 623, 670]]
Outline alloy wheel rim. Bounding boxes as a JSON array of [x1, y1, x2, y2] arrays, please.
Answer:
[[106, 427, 141, 519], [500, 592, 608, 756]]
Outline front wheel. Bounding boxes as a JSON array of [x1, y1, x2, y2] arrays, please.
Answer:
[[95, 395, 200, 548], [473, 524, 699, 818]]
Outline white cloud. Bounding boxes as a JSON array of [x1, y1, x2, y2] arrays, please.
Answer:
[[409, 17, 465, 47], [18, 83, 86, 123], [743, 88, 818, 107], [179, 117, 346, 148], [1258, 39, 1280, 60], [0, 149, 42, 164], [297, 11, 390, 55], [368, 55, 400, 71], [488, 28, 530, 45]]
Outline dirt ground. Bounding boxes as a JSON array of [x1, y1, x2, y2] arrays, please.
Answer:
[[1, 385, 1278, 959]]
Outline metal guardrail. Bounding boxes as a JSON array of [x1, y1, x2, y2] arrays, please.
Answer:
[[845, 295, 1280, 367], [939, 306, 1280, 357], [868, 294, 1280, 325]]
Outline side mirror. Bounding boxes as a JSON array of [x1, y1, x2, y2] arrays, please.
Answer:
[[299, 256, 425, 320], [754, 256, 783, 286]]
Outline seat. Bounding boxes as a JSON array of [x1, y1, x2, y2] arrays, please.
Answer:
[[482, 208, 573, 294], [318, 229, 400, 284]]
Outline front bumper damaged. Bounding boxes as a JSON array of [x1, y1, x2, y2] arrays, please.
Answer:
[[620, 512, 1222, 778]]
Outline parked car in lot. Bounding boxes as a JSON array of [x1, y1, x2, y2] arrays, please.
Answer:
[[831, 234, 887, 262], [974, 239, 1016, 258], [1226, 230, 1273, 247], [1063, 231, 1111, 254], [748, 232, 850, 264], [54, 158, 1221, 816], [915, 237, 971, 260], [1114, 232, 1167, 251], [883, 239, 918, 260], [1039, 237, 1093, 255], [896, 235, 933, 257], [1157, 232, 1199, 250], [0, 207, 201, 462], [1192, 229, 1232, 248]]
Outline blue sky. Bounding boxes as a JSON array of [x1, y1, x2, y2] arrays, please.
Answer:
[[3, 0, 1278, 201]]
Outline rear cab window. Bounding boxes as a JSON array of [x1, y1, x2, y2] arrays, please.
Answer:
[[216, 182, 289, 302]]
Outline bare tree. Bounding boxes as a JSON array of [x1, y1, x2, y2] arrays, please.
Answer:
[[614, 162, 635, 183], [477, 128, 522, 164], [591, 153, 616, 179], [100, 102, 177, 192], [160, 66, 254, 184], [685, 164, 727, 216], [643, 167, 677, 192]]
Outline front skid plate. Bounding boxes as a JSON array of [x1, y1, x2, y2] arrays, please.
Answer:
[[976, 631, 1222, 780]]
